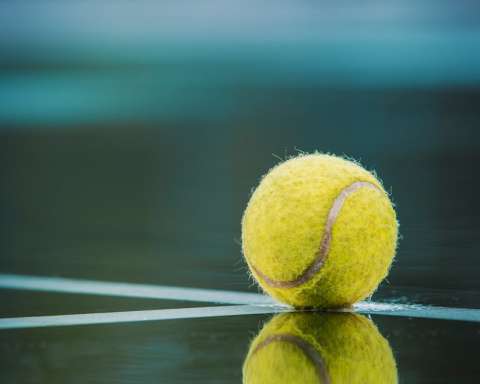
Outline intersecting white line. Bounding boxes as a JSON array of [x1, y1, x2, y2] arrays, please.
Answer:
[[0, 273, 479, 329], [0, 273, 275, 305], [1, 302, 480, 330], [353, 302, 480, 323], [0, 305, 288, 330]]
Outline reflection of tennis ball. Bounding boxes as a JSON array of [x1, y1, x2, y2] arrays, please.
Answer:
[[242, 153, 398, 308], [243, 312, 397, 384]]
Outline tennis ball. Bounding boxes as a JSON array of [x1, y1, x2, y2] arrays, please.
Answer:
[[243, 312, 398, 384], [242, 153, 398, 308]]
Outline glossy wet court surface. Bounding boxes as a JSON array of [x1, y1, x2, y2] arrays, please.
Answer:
[[0, 273, 479, 383], [2, 130, 479, 383]]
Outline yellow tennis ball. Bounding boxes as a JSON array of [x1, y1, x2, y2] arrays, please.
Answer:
[[243, 312, 398, 384], [242, 153, 398, 308]]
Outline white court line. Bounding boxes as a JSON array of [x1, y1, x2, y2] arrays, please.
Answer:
[[0, 273, 479, 327], [1, 302, 480, 330], [353, 302, 480, 323], [0, 305, 288, 330], [0, 274, 274, 305]]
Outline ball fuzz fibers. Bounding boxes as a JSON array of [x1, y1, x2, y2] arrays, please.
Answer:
[[243, 313, 398, 384], [241, 153, 398, 308]]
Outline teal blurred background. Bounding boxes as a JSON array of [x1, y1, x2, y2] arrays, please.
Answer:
[[1, 1, 479, 305]]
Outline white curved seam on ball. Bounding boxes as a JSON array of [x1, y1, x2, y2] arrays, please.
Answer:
[[251, 181, 381, 288]]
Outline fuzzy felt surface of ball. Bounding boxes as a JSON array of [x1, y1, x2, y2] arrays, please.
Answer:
[[241, 153, 398, 308], [243, 312, 398, 384]]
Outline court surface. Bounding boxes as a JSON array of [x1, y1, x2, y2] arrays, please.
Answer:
[[1, 273, 479, 383]]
